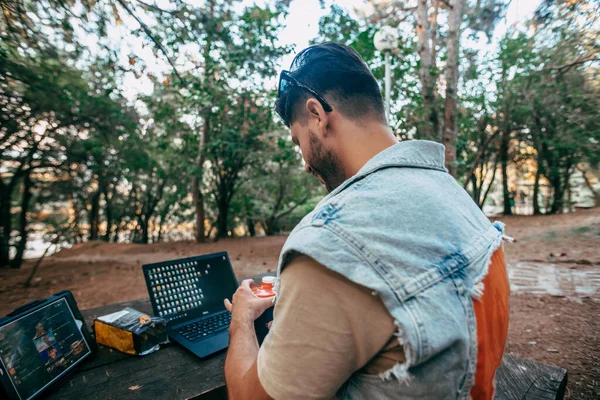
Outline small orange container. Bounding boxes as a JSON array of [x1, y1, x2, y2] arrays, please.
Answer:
[[251, 276, 276, 298], [252, 276, 276, 345]]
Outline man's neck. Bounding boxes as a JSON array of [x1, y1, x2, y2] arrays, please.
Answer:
[[338, 121, 398, 179]]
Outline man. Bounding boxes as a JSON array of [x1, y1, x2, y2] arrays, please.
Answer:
[[224, 43, 509, 400]]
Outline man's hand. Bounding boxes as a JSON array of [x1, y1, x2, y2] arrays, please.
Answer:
[[224, 279, 274, 325], [224, 279, 274, 400]]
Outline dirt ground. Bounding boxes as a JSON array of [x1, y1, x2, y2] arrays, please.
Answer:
[[1, 208, 599, 398]]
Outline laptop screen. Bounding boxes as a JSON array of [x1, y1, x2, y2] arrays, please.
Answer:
[[143, 252, 238, 323]]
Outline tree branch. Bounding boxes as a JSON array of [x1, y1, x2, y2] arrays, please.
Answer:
[[116, 0, 184, 84], [274, 193, 310, 220], [463, 126, 500, 189], [480, 157, 498, 207], [368, 3, 416, 24], [135, 0, 178, 15], [542, 53, 600, 78]]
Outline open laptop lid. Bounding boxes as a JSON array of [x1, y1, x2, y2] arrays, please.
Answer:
[[142, 252, 239, 326]]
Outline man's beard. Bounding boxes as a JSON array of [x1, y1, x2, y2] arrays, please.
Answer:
[[308, 130, 346, 193]]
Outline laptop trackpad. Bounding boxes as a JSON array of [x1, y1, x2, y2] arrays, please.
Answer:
[[191, 331, 229, 358]]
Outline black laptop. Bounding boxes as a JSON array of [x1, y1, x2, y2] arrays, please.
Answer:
[[142, 252, 238, 358]]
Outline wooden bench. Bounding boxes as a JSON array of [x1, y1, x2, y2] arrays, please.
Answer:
[[46, 274, 567, 399], [495, 354, 567, 400]]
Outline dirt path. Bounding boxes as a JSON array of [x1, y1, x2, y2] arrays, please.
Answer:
[[1, 208, 598, 398], [0, 236, 287, 313], [496, 209, 600, 399]]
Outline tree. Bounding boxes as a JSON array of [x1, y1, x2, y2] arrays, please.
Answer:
[[0, 39, 136, 266], [442, 0, 466, 177], [237, 131, 321, 236], [316, 1, 507, 176]]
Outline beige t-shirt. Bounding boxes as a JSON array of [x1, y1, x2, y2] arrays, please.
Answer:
[[257, 255, 405, 400]]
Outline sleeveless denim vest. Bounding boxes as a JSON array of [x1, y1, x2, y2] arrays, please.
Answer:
[[275, 140, 508, 399]]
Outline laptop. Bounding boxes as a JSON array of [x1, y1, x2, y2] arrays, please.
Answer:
[[142, 252, 238, 358]]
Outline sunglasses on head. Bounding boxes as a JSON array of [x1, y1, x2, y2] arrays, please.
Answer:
[[276, 70, 333, 127]]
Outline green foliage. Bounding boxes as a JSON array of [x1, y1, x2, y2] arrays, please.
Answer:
[[234, 130, 323, 236], [311, 5, 420, 137]]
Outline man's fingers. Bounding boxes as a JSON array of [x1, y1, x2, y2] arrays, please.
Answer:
[[258, 296, 275, 307], [224, 298, 232, 312], [254, 296, 275, 315], [240, 279, 254, 289], [267, 321, 273, 330]]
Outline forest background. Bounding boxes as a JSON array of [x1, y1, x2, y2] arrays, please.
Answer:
[[0, 0, 599, 268]]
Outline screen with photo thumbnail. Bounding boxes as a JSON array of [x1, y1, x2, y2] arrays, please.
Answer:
[[0, 298, 91, 400]]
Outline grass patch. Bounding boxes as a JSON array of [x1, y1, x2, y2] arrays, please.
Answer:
[[574, 226, 591, 234]]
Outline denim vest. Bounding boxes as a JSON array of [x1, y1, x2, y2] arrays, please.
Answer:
[[275, 140, 507, 399]]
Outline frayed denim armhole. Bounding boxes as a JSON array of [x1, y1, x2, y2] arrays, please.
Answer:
[[273, 276, 281, 304], [470, 221, 513, 301], [377, 320, 414, 385]]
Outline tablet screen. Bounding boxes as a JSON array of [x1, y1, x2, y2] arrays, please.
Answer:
[[0, 297, 91, 400]]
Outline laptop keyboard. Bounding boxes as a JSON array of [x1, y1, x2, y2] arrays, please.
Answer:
[[174, 311, 231, 342]]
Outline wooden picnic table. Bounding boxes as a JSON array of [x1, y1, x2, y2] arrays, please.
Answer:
[[47, 273, 272, 400], [47, 272, 567, 400]]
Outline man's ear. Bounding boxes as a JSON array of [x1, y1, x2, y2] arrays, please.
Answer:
[[305, 98, 330, 138]]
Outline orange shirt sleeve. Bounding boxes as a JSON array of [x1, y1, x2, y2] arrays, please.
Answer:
[[471, 247, 510, 400]]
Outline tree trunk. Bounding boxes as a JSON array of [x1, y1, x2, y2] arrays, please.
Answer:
[[470, 172, 478, 204], [430, 0, 439, 68], [193, 116, 210, 243], [544, 188, 552, 213], [265, 218, 280, 236], [533, 161, 542, 215], [156, 203, 173, 243], [463, 125, 499, 189], [157, 216, 165, 243], [548, 163, 563, 214], [442, 0, 465, 177], [556, 166, 573, 214], [12, 170, 34, 268], [138, 188, 164, 244], [89, 187, 101, 241], [567, 179, 572, 213], [192, 178, 206, 243], [0, 175, 21, 268], [141, 216, 150, 244], [415, 0, 439, 140], [481, 159, 498, 209], [192, 2, 216, 243], [500, 130, 512, 215], [214, 162, 243, 239], [130, 225, 137, 243], [216, 196, 229, 238], [246, 218, 256, 237], [0, 192, 11, 267], [69, 192, 85, 243], [578, 166, 600, 207], [549, 181, 562, 214], [113, 221, 121, 243], [103, 186, 113, 242]]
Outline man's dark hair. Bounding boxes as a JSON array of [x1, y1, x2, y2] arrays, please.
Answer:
[[276, 42, 386, 126]]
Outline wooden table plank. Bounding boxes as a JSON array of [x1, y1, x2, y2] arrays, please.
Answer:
[[494, 353, 568, 400], [48, 273, 272, 400], [48, 297, 229, 400]]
